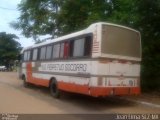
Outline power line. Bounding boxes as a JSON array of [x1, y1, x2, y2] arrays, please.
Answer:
[[0, 6, 17, 11]]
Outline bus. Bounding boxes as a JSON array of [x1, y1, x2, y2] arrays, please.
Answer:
[[19, 22, 141, 98]]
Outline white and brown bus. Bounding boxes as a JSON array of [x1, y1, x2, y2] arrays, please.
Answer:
[[19, 22, 141, 98]]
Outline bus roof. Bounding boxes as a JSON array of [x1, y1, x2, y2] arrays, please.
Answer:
[[21, 22, 139, 53]]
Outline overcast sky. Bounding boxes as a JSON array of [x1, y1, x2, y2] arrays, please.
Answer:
[[0, 0, 34, 47]]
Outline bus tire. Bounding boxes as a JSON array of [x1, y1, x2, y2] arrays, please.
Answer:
[[50, 78, 60, 98], [22, 75, 29, 88]]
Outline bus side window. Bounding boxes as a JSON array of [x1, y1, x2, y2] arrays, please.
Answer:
[[46, 45, 52, 60], [27, 51, 31, 61], [73, 38, 85, 57], [60, 43, 64, 58], [69, 40, 74, 57], [40, 46, 46, 60], [84, 36, 92, 56], [24, 51, 28, 61], [37, 48, 41, 60], [53, 43, 60, 59], [23, 51, 31, 62], [68, 36, 92, 58], [32, 49, 38, 61], [64, 41, 69, 59]]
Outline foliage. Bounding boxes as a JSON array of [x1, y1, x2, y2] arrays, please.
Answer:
[[10, 0, 62, 41], [11, 0, 160, 91], [137, 0, 160, 91], [57, 0, 91, 35], [0, 32, 21, 69], [11, 0, 139, 37]]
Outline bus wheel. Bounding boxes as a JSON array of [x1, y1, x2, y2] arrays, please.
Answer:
[[22, 75, 29, 88], [50, 79, 60, 98]]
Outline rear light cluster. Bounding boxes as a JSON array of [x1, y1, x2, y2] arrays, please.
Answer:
[[97, 77, 139, 87]]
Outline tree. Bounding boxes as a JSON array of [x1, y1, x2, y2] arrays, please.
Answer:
[[0, 32, 21, 69], [137, 0, 160, 90], [107, 0, 139, 28], [57, 0, 91, 35], [58, 0, 112, 35], [11, 0, 139, 37], [11, 0, 62, 41], [11, 0, 115, 38]]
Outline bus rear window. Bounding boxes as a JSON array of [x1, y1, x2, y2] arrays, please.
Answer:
[[101, 25, 141, 58]]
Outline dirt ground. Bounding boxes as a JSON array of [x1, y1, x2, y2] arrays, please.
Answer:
[[0, 72, 160, 114]]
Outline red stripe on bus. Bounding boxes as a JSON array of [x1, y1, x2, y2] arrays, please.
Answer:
[[89, 87, 140, 97], [58, 81, 89, 95], [26, 63, 49, 87]]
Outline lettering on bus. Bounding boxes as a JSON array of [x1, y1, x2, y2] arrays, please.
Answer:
[[65, 64, 87, 72], [39, 63, 87, 72]]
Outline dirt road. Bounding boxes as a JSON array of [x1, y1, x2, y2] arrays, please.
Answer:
[[0, 72, 159, 114]]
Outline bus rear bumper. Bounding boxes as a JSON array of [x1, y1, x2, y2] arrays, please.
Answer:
[[58, 81, 140, 97], [90, 87, 140, 97]]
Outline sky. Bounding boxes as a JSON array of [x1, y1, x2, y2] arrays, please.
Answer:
[[0, 0, 34, 47]]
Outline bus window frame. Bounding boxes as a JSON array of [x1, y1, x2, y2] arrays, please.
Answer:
[[46, 45, 53, 60], [23, 33, 93, 62], [32, 48, 38, 61], [23, 49, 32, 62], [68, 33, 93, 59], [40, 46, 47, 60]]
